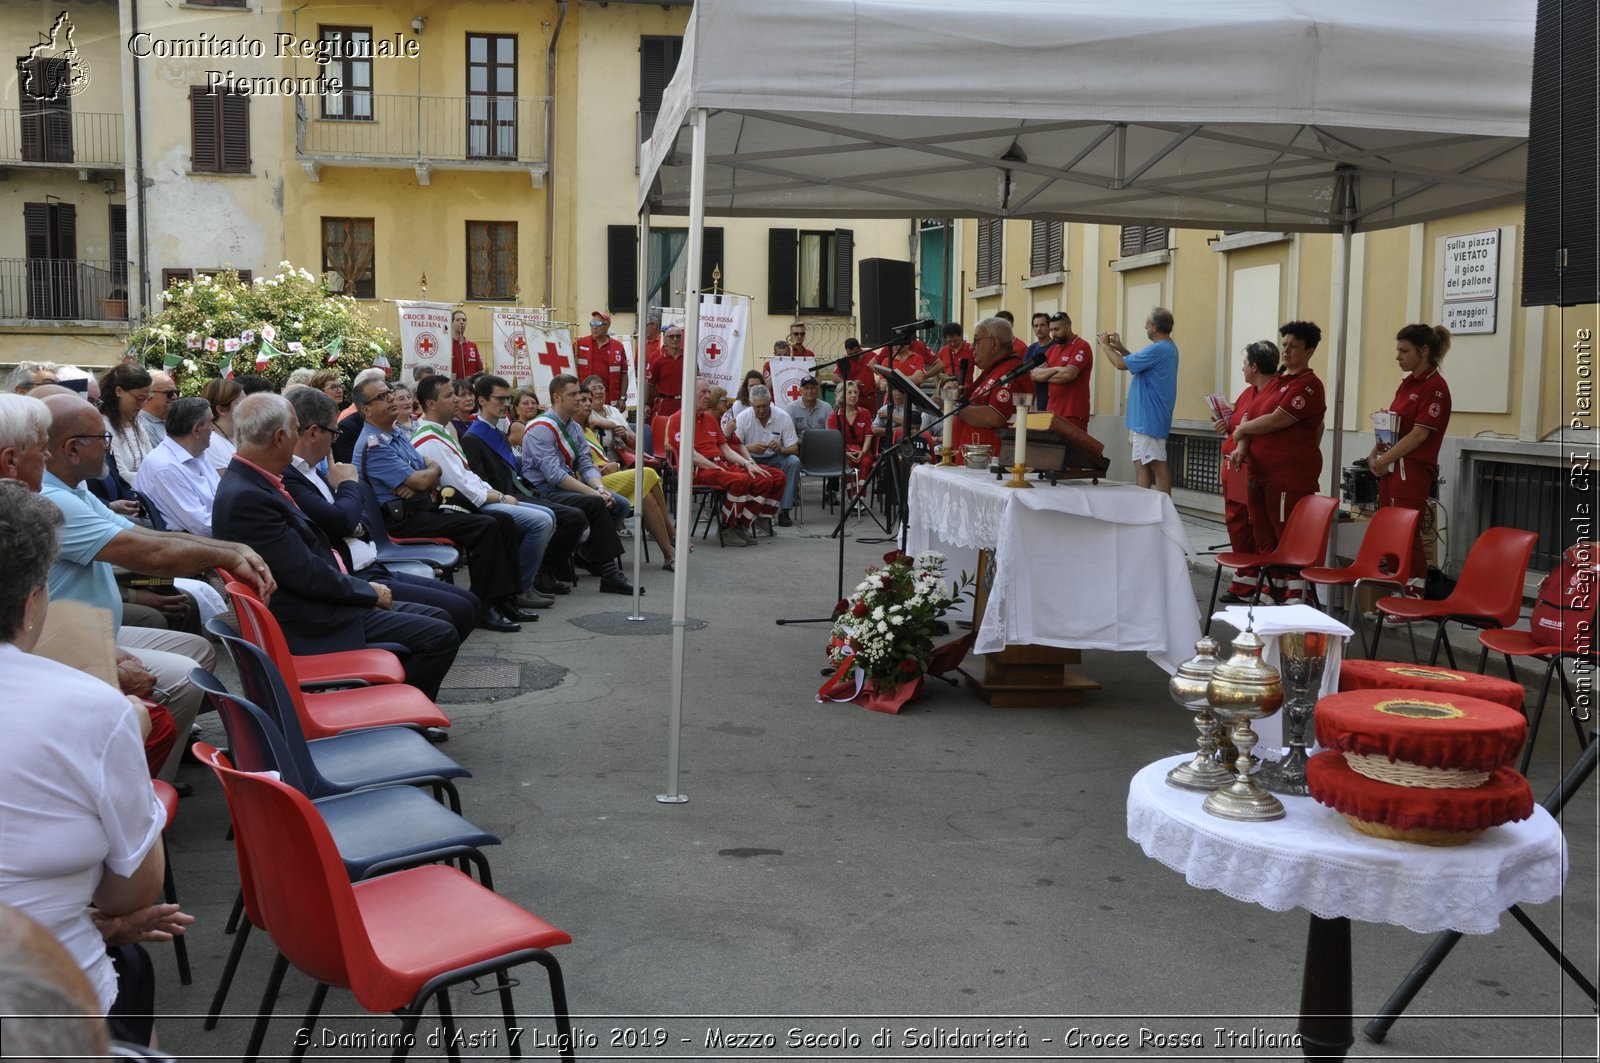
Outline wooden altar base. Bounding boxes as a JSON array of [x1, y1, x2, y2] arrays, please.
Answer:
[[958, 549, 1102, 707], [959, 646, 1101, 707]]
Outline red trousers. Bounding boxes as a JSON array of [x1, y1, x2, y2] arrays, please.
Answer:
[[1246, 479, 1316, 602], [1378, 463, 1435, 580], [1222, 495, 1260, 597], [144, 702, 176, 779], [694, 462, 785, 528]]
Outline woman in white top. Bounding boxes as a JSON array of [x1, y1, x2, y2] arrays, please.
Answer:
[[99, 365, 154, 487], [0, 480, 187, 1045], [201, 376, 243, 474], [724, 370, 766, 437]]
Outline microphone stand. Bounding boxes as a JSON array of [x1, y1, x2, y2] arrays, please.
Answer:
[[775, 386, 973, 627]]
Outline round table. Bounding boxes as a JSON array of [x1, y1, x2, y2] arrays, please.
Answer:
[[1127, 755, 1566, 1059]]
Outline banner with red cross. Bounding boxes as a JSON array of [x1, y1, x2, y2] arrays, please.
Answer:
[[696, 293, 748, 399], [767, 356, 813, 409], [519, 324, 579, 400], [395, 300, 454, 380], [491, 308, 551, 388]]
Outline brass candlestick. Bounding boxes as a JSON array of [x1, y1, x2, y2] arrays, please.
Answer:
[[1259, 631, 1329, 797], [1166, 637, 1235, 791], [1203, 628, 1286, 821]]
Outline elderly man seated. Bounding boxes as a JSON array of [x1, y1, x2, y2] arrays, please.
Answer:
[[30, 392, 275, 783], [785, 374, 832, 441], [6, 360, 59, 395], [132, 397, 219, 536], [213, 394, 464, 698], [734, 385, 801, 527]]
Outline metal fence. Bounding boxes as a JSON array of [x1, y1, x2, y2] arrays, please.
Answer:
[[296, 93, 549, 165], [0, 109, 125, 167], [0, 258, 131, 321], [1169, 430, 1223, 495], [1471, 457, 1573, 572]]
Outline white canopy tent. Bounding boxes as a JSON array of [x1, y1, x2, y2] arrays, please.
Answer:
[[634, 0, 1536, 799]]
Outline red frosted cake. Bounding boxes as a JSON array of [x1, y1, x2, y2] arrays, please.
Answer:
[[1309, 689, 1533, 845]]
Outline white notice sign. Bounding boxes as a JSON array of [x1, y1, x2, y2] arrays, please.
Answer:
[[1442, 300, 1497, 335], [1442, 229, 1499, 303]]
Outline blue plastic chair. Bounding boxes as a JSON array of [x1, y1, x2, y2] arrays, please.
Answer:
[[357, 480, 462, 576], [189, 678, 501, 1032], [204, 622, 468, 811]]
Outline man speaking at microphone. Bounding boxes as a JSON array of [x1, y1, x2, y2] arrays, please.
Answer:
[[951, 317, 1038, 453]]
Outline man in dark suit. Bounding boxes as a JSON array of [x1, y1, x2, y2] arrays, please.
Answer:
[[212, 393, 461, 700], [281, 385, 478, 641]]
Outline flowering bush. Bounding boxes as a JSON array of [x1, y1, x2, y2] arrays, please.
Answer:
[[828, 550, 970, 690], [124, 262, 398, 395]]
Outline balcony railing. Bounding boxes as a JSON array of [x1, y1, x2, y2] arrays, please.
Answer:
[[0, 258, 131, 322], [296, 93, 549, 167], [0, 109, 125, 168]]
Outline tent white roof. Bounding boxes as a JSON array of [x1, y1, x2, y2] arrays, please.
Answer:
[[639, 0, 1535, 232]]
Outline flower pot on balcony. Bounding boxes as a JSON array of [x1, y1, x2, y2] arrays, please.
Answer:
[[101, 295, 129, 321]]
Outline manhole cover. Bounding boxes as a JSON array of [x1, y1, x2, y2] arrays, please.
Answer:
[[568, 611, 707, 636], [435, 656, 568, 703]]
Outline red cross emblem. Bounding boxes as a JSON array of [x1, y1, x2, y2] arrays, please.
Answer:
[[538, 341, 568, 376], [996, 388, 1011, 404], [1292, 394, 1306, 409], [785, 382, 802, 402], [706, 342, 722, 359], [1428, 402, 1441, 418], [416, 332, 438, 356], [513, 334, 527, 351]]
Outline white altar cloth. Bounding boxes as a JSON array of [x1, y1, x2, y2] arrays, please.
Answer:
[[906, 465, 1200, 672]]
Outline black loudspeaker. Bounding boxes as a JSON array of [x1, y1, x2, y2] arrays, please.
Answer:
[[1522, 0, 1598, 307], [858, 258, 914, 347]]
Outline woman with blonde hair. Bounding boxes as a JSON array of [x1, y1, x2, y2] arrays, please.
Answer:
[[201, 376, 244, 474], [1369, 323, 1453, 581]]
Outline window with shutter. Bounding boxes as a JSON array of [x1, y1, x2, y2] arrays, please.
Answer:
[[976, 218, 1002, 286], [23, 202, 77, 318], [832, 228, 854, 314], [321, 217, 375, 298], [768, 228, 798, 316], [608, 225, 726, 314], [1029, 221, 1062, 276], [639, 36, 684, 140], [191, 87, 249, 173], [606, 225, 638, 314], [466, 221, 517, 300], [220, 92, 250, 173], [109, 205, 128, 286], [1119, 225, 1169, 256], [320, 27, 373, 120], [17, 55, 73, 163]]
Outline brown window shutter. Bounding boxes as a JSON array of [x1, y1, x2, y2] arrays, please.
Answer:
[[1119, 225, 1141, 257], [606, 224, 638, 314], [699, 226, 724, 294], [767, 228, 797, 315], [977, 218, 1002, 286], [221, 92, 251, 173], [832, 228, 854, 314], [162, 268, 195, 289], [54, 203, 76, 260], [191, 88, 219, 171]]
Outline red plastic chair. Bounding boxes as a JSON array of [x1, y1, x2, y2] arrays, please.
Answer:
[[1301, 506, 1421, 656], [150, 781, 191, 986], [1479, 628, 1594, 774], [204, 750, 573, 1063], [1205, 494, 1339, 633], [223, 581, 406, 689], [1373, 527, 1538, 669]]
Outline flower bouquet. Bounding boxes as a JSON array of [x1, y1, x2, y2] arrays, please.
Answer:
[[819, 551, 971, 714]]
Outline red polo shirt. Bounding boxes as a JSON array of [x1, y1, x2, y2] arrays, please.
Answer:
[[1386, 368, 1451, 468], [575, 335, 630, 404], [1044, 334, 1093, 429]]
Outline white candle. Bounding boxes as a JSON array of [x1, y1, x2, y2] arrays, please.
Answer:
[[1013, 395, 1030, 470], [941, 392, 955, 453]]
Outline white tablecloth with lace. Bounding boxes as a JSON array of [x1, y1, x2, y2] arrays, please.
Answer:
[[905, 465, 1201, 672], [1126, 755, 1567, 935]]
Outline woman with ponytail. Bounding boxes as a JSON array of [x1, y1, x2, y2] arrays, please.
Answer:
[[1370, 323, 1453, 581]]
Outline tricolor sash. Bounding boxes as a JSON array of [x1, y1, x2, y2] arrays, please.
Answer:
[[465, 418, 517, 470], [409, 421, 467, 464]]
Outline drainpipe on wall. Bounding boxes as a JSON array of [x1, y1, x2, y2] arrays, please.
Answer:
[[130, 0, 150, 316], [543, 1, 567, 310]]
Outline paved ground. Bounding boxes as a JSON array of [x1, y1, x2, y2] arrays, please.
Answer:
[[154, 487, 1597, 1062]]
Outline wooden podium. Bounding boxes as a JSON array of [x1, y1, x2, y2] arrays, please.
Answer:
[[958, 549, 1100, 708]]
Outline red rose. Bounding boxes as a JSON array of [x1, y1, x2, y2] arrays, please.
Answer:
[[898, 658, 919, 674], [834, 599, 850, 615], [852, 602, 868, 618], [882, 550, 903, 564]]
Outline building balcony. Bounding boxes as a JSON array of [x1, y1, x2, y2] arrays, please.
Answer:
[[0, 109, 126, 174], [0, 258, 132, 324], [295, 94, 549, 187]]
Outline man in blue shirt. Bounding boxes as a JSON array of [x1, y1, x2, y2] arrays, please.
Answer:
[[352, 378, 534, 631], [1099, 307, 1179, 494], [520, 374, 637, 595]]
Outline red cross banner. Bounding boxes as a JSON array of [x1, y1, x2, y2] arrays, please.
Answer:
[[767, 356, 813, 409], [696, 293, 748, 399], [395, 300, 454, 380], [520, 324, 578, 399], [491, 308, 552, 388]]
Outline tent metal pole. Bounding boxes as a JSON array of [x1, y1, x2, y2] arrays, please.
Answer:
[[628, 197, 650, 622], [658, 107, 706, 806], [1329, 221, 1353, 505]]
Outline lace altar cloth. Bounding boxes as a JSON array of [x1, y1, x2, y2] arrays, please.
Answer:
[[1126, 754, 1566, 934]]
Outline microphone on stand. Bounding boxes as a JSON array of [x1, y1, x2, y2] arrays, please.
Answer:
[[891, 318, 938, 334], [995, 351, 1048, 387]]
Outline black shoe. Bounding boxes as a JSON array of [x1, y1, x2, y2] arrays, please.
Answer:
[[423, 726, 450, 744], [478, 607, 522, 633], [1218, 592, 1250, 605], [513, 591, 556, 610], [599, 574, 640, 595], [500, 602, 542, 622], [777, 510, 793, 527], [534, 571, 572, 595]]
